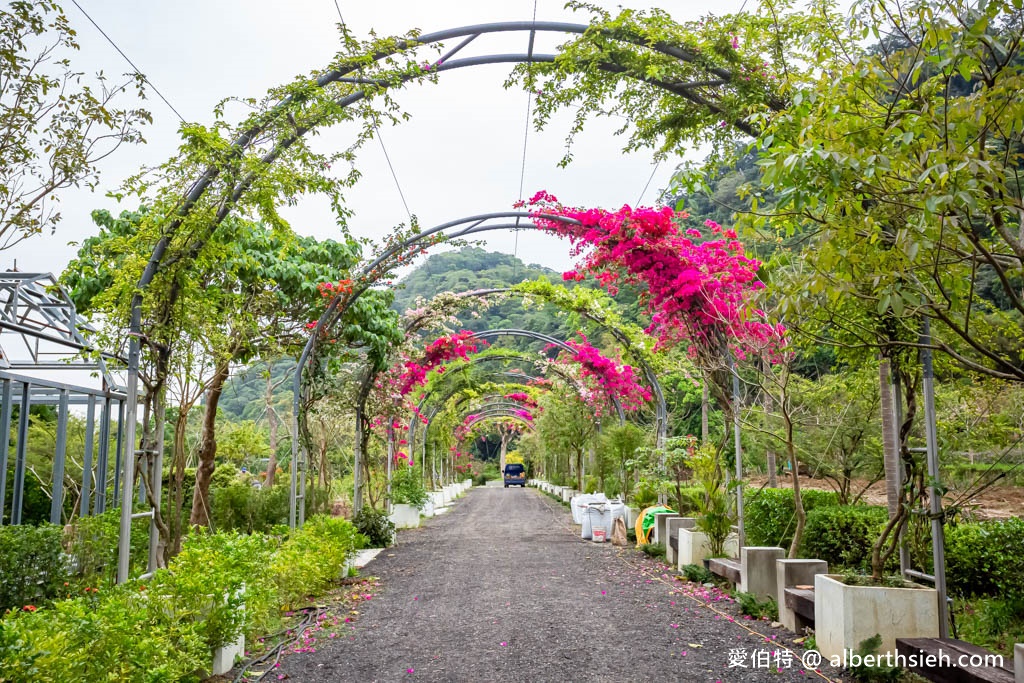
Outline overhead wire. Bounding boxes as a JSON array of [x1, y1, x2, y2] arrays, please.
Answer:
[[513, 0, 541, 279], [68, 0, 187, 124], [330, 0, 412, 222]]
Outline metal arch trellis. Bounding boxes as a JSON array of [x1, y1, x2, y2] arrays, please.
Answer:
[[0, 273, 130, 541], [120, 18, 766, 579], [408, 353, 594, 448]]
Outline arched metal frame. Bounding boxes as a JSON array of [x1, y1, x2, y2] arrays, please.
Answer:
[[119, 19, 760, 579], [346, 326, 632, 518]]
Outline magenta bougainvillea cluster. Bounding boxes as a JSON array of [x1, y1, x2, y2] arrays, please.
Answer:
[[398, 330, 487, 396], [559, 334, 652, 412], [524, 191, 784, 359], [503, 392, 538, 408]]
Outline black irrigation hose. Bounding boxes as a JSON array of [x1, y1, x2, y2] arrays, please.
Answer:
[[233, 606, 327, 683]]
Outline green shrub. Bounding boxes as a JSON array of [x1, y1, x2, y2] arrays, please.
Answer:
[[671, 486, 703, 515], [639, 542, 666, 559], [353, 507, 395, 548], [271, 515, 364, 610], [209, 482, 290, 534], [0, 524, 69, 613], [679, 563, 714, 583], [799, 505, 890, 571], [744, 487, 840, 548], [631, 478, 660, 509], [67, 509, 149, 587], [945, 517, 1024, 599], [953, 596, 1024, 658], [390, 466, 428, 509], [735, 591, 778, 621], [156, 529, 278, 649], [0, 583, 208, 683]]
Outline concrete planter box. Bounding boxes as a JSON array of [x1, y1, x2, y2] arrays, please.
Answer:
[[664, 518, 696, 565], [428, 491, 446, 508], [464, 478, 473, 487], [776, 559, 828, 633], [653, 513, 681, 545], [676, 528, 739, 568], [625, 506, 640, 529], [1015, 643, 1022, 683], [212, 634, 244, 676], [389, 503, 421, 529], [560, 488, 574, 503], [814, 574, 939, 661], [738, 547, 785, 602]]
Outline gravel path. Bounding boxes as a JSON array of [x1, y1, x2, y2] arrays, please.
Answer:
[[270, 486, 851, 683]]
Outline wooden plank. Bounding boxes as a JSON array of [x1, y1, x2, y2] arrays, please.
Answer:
[[896, 638, 1014, 683], [783, 588, 815, 622], [708, 558, 742, 584]]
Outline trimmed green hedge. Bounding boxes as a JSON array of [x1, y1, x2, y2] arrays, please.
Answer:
[[945, 517, 1024, 599], [0, 515, 364, 682], [744, 487, 840, 549], [798, 504, 890, 571]]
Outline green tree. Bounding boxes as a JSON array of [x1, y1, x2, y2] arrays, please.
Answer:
[[0, 1, 149, 250]]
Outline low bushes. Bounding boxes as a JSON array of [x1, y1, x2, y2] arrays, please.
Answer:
[[945, 517, 1024, 599], [798, 505, 890, 571], [0, 525, 68, 614], [352, 507, 395, 548], [744, 487, 840, 549], [0, 514, 364, 682]]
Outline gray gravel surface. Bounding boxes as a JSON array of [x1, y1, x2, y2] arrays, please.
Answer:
[[269, 486, 851, 683]]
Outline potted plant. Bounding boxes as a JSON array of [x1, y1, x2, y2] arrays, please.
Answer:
[[389, 464, 428, 529], [689, 442, 736, 566]]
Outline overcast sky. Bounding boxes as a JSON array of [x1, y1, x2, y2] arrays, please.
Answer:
[[3, 0, 750, 277]]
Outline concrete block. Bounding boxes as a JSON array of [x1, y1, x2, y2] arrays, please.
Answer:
[[653, 513, 682, 545], [1014, 643, 1022, 683], [677, 528, 739, 567], [776, 559, 828, 633], [625, 506, 641, 529], [428, 491, 445, 509], [664, 517, 696, 565], [814, 574, 938, 661], [738, 547, 785, 602], [389, 503, 421, 529], [212, 633, 244, 676], [560, 488, 574, 503]]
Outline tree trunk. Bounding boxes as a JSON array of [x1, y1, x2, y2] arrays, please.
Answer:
[[189, 357, 230, 528], [264, 369, 278, 488], [169, 406, 191, 554], [879, 357, 901, 520], [701, 380, 710, 443]]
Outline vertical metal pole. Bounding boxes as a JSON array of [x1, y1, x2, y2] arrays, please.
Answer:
[[921, 318, 949, 638], [12, 383, 30, 524], [117, 326, 142, 584], [353, 403, 363, 515], [113, 400, 125, 505], [731, 356, 746, 549], [298, 443, 307, 526], [80, 394, 96, 517], [94, 398, 112, 514], [0, 379, 12, 526], [289, 378, 299, 529], [50, 389, 70, 524]]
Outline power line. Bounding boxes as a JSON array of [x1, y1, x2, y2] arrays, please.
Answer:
[[330, 0, 412, 222], [68, 0, 186, 124], [636, 161, 661, 206], [513, 0, 540, 276]]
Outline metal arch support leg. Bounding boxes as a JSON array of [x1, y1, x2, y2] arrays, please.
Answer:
[[12, 384, 31, 525], [921, 318, 949, 638], [80, 394, 96, 517], [0, 379, 12, 526], [117, 334, 142, 584]]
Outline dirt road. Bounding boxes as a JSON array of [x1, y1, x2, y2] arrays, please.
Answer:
[[269, 486, 848, 682]]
